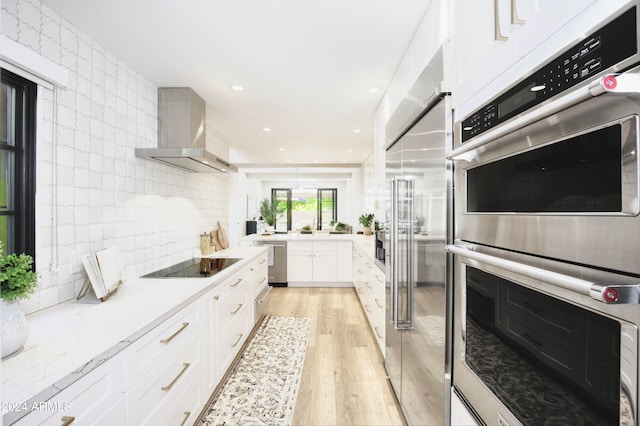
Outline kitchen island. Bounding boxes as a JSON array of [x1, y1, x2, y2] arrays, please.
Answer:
[[1, 246, 266, 425], [241, 232, 378, 286]]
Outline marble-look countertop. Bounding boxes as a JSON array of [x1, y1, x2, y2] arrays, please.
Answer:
[[1, 246, 265, 424]]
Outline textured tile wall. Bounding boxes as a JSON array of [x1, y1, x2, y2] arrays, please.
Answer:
[[2, 0, 230, 314]]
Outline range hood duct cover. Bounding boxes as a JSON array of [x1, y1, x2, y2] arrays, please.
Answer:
[[135, 87, 237, 173]]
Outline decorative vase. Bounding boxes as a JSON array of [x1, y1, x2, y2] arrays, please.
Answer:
[[1, 299, 29, 359]]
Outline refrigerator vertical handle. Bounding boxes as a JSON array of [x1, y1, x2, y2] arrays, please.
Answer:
[[390, 178, 399, 327], [406, 179, 414, 329]]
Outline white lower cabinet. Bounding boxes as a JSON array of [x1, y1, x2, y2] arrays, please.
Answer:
[[208, 267, 252, 385], [11, 253, 261, 426], [287, 240, 352, 284], [13, 352, 125, 426], [352, 244, 385, 354], [126, 338, 203, 425]]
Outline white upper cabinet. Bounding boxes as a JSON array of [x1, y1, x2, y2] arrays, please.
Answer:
[[453, 0, 597, 110]]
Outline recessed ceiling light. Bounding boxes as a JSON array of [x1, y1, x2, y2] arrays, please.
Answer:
[[231, 85, 245, 92], [368, 87, 380, 94], [278, 148, 285, 152], [353, 128, 361, 133], [347, 149, 353, 152], [263, 127, 271, 132]]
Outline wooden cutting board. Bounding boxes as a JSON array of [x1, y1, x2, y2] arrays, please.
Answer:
[[217, 221, 229, 249]]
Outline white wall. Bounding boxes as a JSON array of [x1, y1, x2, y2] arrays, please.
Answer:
[[2, 0, 229, 314]]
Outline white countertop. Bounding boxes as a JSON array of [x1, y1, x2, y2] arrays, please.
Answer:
[[1, 246, 265, 423]]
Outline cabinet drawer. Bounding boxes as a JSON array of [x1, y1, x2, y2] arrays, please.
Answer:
[[216, 312, 251, 378], [253, 264, 268, 295], [127, 338, 203, 425], [124, 301, 202, 389], [144, 366, 204, 426], [14, 353, 125, 426], [216, 281, 250, 336], [213, 269, 249, 303], [288, 241, 313, 252]]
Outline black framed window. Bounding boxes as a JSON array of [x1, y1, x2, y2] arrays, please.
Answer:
[[271, 187, 337, 231], [317, 188, 337, 230], [1, 69, 37, 257], [271, 188, 292, 231]]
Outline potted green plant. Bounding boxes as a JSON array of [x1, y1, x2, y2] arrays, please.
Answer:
[[334, 222, 349, 232], [259, 198, 278, 229], [359, 213, 375, 235], [0, 243, 39, 359]]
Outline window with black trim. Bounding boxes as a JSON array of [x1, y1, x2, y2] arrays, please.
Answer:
[[1, 69, 37, 257]]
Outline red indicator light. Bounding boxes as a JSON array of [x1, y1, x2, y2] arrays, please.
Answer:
[[603, 287, 618, 303], [603, 75, 617, 90]]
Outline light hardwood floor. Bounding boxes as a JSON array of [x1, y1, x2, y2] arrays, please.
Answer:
[[264, 287, 405, 426]]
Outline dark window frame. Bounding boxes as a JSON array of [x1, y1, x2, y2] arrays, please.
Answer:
[[1, 69, 37, 258]]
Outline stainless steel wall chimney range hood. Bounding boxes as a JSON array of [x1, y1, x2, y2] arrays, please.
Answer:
[[135, 87, 237, 173]]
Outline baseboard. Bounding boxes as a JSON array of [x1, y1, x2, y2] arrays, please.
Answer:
[[287, 281, 354, 288]]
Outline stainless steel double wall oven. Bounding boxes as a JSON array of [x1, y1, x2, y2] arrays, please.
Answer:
[[449, 3, 640, 425]]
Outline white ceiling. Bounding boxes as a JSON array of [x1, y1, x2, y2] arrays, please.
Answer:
[[41, 0, 431, 168]]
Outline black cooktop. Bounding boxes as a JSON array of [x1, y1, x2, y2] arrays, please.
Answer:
[[141, 257, 241, 278]]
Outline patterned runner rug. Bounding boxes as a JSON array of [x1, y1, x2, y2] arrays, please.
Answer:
[[199, 315, 311, 426]]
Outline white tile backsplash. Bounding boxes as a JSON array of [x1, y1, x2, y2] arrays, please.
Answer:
[[4, 0, 231, 314]]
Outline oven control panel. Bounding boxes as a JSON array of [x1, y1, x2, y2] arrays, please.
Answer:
[[461, 6, 638, 142]]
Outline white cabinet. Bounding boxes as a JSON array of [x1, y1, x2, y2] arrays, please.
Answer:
[[337, 241, 353, 282], [211, 268, 251, 382], [14, 353, 125, 426], [352, 244, 385, 354], [248, 251, 268, 324], [124, 300, 205, 425], [453, 0, 596, 109], [287, 241, 353, 285]]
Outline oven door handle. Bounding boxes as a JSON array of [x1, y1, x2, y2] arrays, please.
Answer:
[[446, 244, 640, 304], [448, 70, 640, 160]]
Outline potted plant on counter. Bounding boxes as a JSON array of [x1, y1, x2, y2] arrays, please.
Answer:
[[359, 213, 375, 235], [0, 243, 39, 359], [259, 198, 278, 232]]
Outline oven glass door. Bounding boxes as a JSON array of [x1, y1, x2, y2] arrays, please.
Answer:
[[466, 265, 621, 425], [467, 122, 630, 214], [451, 245, 638, 426]]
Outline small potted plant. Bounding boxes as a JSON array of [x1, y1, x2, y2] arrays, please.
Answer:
[[259, 198, 278, 231], [359, 213, 375, 235], [0, 243, 39, 359]]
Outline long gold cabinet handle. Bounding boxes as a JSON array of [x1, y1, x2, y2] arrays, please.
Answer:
[[494, 0, 508, 41], [231, 333, 244, 348], [230, 278, 243, 288], [511, 0, 525, 24], [179, 411, 192, 426], [61, 416, 75, 426], [231, 303, 243, 315], [161, 363, 190, 391], [160, 322, 189, 344]]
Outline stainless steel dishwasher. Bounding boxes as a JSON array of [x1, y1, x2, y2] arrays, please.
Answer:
[[255, 240, 287, 286]]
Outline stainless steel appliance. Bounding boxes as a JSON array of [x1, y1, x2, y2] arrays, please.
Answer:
[[449, 4, 640, 425], [384, 47, 454, 426], [255, 240, 287, 286]]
